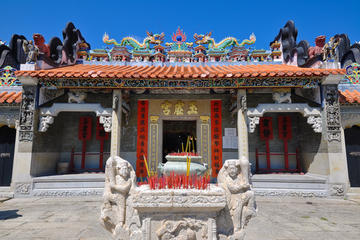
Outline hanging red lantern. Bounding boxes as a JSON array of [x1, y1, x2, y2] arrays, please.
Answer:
[[278, 116, 292, 141], [78, 116, 92, 141], [259, 117, 273, 141]]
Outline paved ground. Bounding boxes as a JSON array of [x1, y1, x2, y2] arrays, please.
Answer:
[[0, 196, 359, 240]]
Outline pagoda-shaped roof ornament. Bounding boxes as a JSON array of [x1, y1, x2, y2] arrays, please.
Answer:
[[166, 27, 193, 62]]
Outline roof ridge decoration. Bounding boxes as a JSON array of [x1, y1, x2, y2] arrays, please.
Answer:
[[103, 32, 165, 59], [90, 29, 276, 64], [0, 66, 21, 87], [193, 32, 256, 55], [166, 27, 193, 62], [343, 63, 360, 84]]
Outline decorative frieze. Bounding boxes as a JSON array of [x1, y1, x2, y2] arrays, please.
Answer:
[[39, 77, 322, 89], [324, 85, 341, 142]]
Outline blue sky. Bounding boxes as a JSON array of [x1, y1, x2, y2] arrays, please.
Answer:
[[2, 0, 359, 50]]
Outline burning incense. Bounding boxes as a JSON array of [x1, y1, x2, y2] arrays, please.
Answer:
[[185, 136, 190, 153], [186, 156, 191, 176], [143, 155, 150, 177], [191, 137, 195, 153]]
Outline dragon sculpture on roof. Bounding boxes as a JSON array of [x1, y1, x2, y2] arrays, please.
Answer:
[[193, 32, 256, 52], [103, 32, 165, 51]]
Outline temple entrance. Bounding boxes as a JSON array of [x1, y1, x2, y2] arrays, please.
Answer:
[[345, 126, 360, 187], [0, 126, 16, 186], [162, 120, 197, 163]]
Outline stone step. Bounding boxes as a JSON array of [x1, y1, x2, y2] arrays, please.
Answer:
[[251, 174, 328, 197], [31, 174, 105, 197], [0, 187, 14, 199], [346, 187, 360, 199]]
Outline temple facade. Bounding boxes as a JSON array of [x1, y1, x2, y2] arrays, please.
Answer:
[[0, 21, 359, 198]]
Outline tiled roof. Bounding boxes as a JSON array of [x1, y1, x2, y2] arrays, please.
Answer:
[[0, 91, 22, 104], [15, 64, 345, 79], [339, 89, 360, 104]]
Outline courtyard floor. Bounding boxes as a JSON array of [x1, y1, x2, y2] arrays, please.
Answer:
[[0, 196, 359, 240]]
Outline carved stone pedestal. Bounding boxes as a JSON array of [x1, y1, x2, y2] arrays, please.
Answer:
[[132, 186, 226, 240]]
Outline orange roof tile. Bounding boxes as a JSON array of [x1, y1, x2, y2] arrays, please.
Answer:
[[0, 91, 22, 104], [15, 64, 345, 80], [339, 89, 360, 104]]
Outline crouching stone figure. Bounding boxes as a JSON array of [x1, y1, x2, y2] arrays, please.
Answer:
[[100, 156, 139, 238], [217, 158, 257, 240]]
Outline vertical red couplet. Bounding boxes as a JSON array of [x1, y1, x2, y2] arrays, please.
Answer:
[[211, 100, 222, 178], [136, 100, 149, 178]]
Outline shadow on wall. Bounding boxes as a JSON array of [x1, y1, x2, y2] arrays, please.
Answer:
[[298, 114, 323, 174]]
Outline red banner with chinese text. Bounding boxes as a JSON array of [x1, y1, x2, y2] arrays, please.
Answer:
[[136, 100, 149, 178], [259, 117, 273, 141], [211, 100, 222, 177], [278, 116, 292, 141], [78, 117, 92, 141]]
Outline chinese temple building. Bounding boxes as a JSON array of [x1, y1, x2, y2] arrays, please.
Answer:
[[1, 21, 359, 198]]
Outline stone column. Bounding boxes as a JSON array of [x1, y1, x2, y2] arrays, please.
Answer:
[[323, 85, 350, 196], [237, 89, 248, 160], [11, 85, 37, 196], [110, 90, 122, 157], [237, 89, 250, 185]]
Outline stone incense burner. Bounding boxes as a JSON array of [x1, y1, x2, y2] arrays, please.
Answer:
[[101, 156, 256, 240]]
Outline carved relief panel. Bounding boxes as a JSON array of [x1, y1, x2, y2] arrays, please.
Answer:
[[19, 86, 36, 142], [324, 85, 341, 142]]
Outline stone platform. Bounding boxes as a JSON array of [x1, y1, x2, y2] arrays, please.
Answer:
[[26, 173, 332, 198]]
